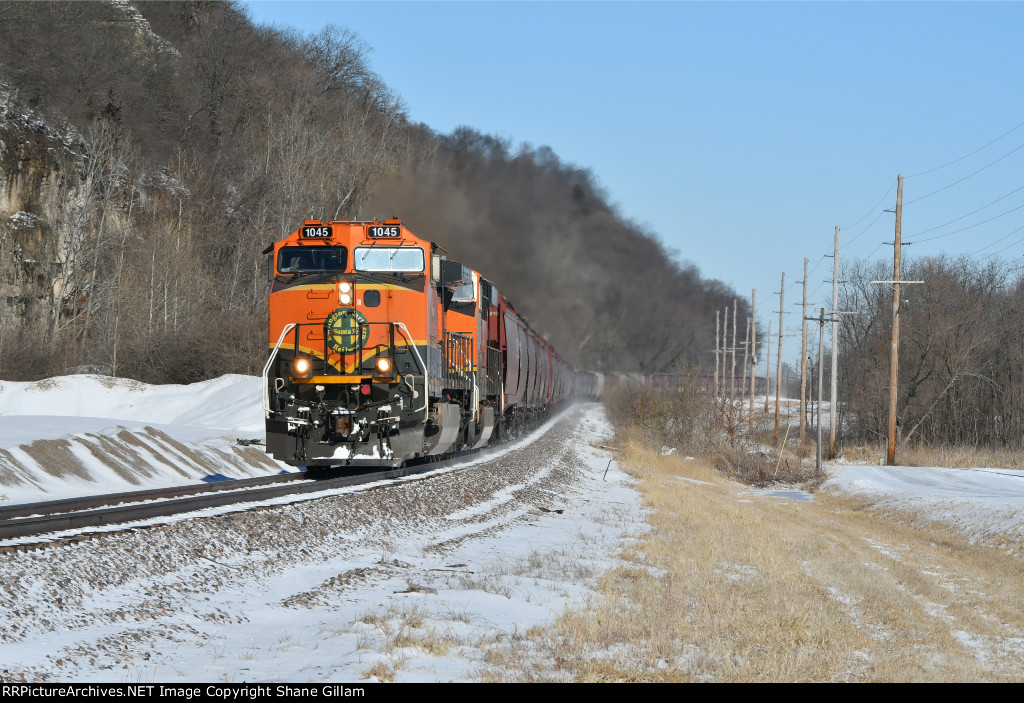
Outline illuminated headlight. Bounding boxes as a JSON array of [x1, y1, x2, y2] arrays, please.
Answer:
[[293, 358, 312, 378], [375, 356, 393, 375], [339, 281, 353, 306]]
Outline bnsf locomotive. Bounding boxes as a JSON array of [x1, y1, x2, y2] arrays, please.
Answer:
[[263, 219, 578, 468]]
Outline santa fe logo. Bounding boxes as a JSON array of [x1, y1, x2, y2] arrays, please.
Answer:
[[325, 307, 369, 355]]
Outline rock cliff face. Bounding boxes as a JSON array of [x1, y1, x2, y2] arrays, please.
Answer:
[[1, 0, 169, 337], [0, 0, 187, 340], [0, 84, 85, 328]]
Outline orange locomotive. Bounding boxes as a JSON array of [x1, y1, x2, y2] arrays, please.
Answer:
[[263, 219, 576, 468]]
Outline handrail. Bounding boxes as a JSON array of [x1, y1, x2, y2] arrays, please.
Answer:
[[263, 323, 297, 417], [394, 322, 428, 417], [266, 320, 429, 419], [443, 330, 474, 391]]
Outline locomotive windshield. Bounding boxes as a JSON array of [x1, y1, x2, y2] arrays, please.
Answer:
[[353, 246, 424, 273], [278, 246, 347, 274]]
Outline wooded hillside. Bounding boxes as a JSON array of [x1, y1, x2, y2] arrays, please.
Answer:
[[0, 0, 745, 382]]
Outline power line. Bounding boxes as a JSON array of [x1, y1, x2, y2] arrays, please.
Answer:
[[906, 200, 1024, 245], [1005, 252, 1024, 276], [861, 241, 886, 261], [904, 140, 1024, 206], [785, 255, 829, 295], [840, 208, 888, 252], [972, 223, 1024, 260], [907, 118, 1024, 178], [806, 254, 829, 278], [905, 182, 1024, 240], [841, 179, 897, 230]]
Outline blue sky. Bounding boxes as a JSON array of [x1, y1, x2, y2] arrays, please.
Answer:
[[242, 1, 1024, 367]]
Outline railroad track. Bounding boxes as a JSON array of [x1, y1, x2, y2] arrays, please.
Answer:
[[0, 450, 488, 547]]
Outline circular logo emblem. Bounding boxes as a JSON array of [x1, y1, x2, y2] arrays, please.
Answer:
[[325, 307, 369, 354]]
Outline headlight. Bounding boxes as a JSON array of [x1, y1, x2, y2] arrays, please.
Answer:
[[339, 281, 353, 305], [293, 358, 312, 378], [375, 356, 393, 375]]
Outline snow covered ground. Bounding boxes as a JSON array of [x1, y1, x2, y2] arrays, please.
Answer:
[[0, 376, 645, 682], [823, 462, 1024, 546], [0, 375, 1022, 682], [0, 375, 284, 504]]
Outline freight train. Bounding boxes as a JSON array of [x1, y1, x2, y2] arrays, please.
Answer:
[[262, 219, 587, 468]]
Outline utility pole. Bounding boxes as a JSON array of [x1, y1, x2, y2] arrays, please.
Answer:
[[816, 308, 825, 476], [799, 258, 809, 445], [714, 310, 720, 403], [802, 307, 827, 476], [764, 319, 772, 414], [870, 174, 921, 465], [731, 297, 737, 417], [774, 273, 785, 442], [808, 352, 815, 432], [720, 304, 729, 414], [742, 317, 750, 429], [888, 176, 903, 465], [829, 226, 840, 459], [749, 289, 756, 434]]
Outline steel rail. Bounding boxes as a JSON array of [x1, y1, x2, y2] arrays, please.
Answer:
[[0, 448, 494, 543], [0, 471, 305, 521]]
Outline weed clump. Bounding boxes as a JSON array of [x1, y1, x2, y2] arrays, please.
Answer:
[[602, 374, 723, 458], [602, 375, 817, 486], [712, 446, 816, 487]]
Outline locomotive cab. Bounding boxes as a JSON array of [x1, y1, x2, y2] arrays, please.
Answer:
[[440, 264, 499, 449]]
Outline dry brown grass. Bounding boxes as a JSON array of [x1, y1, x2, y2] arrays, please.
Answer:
[[356, 601, 454, 669], [712, 443, 816, 486], [895, 443, 1024, 470], [484, 441, 1024, 682], [361, 660, 396, 682], [831, 441, 1024, 470]]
